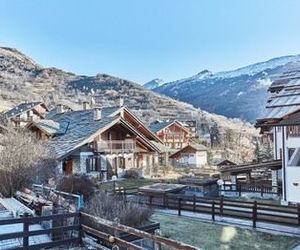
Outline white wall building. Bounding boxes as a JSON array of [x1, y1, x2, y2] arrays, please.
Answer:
[[256, 62, 300, 204]]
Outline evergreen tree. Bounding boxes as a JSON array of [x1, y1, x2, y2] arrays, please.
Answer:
[[210, 122, 221, 148]]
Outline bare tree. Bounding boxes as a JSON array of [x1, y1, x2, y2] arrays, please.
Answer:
[[0, 129, 56, 197]]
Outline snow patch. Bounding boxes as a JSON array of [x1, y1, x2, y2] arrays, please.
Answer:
[[252, 78, 272, 90]]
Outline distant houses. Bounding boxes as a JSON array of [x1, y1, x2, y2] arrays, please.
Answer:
[[149, 120, 190, 150], [256, 63, 300, 204], [1, 102, 48, 128], [169, 143, 207, 168], [149, 119, 208, 168], [1, 101, 209, 180]]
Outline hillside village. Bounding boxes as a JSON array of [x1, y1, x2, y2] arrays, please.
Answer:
[[1, 47, 300, 249], [3, 0, 300, 248]]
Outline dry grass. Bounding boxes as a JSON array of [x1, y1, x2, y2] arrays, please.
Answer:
[[85, 191, 153, 227], [151, 213, 300, 250]]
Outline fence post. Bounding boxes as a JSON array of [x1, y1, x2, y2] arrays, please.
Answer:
[[212, 201, 215, 221], [78, 212, 83, 243], [165, 194, 169, 209], [23, 218, 29, 248], [124, 189, 127, 202], [220, 196, 224, 217], [193, 195, 196, 213], [238, 184, 241, 197], [298, 204, 300, 226], [252, 200, 257, 228], [154, 229, 162, 250], [178, 197, 182, 216], [261, 185, 264, 197]]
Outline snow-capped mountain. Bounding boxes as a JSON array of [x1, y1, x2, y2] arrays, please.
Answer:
[[143, 78, 165, 89], [154, 55, 300, 123]]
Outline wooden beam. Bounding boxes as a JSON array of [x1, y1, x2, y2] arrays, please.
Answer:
[[82, 225, 144, 250], [81, 213, 199, 250]]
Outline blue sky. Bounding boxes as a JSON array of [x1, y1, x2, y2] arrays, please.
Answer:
[[1, 0, 300, 83]]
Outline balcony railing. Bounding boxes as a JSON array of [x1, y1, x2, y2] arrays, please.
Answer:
[[11, 116, 34, 122], [96, 140, 136, 154]]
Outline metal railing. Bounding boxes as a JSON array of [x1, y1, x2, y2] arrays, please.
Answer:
[[219, 183, 281, 197]]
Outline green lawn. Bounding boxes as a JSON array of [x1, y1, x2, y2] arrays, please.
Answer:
[[151, 213, 300, 250], [98, 178, 158, 192], [226, 196, 281, 205]]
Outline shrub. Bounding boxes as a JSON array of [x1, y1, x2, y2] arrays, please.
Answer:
[[123, 168, 139, 179], [85, 191, 153, 227], [57, 175, 95, 199]]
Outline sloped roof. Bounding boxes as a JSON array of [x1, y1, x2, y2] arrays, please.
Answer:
[[46, 106, 164, 159], [28, 119, 61, 135], [149, 120, 189, 133], [269, 61, 300, 92], [149, 120, 174, 133], [47, 107, 119, 159], [188, 143, 207, 151], [216, 159, 236, 167], [257, 63, 300, 126], [3, 102, 46, 118], [151, 141, 172, 153], [169, 143, 207, 158], [220, 160, 281, 174]]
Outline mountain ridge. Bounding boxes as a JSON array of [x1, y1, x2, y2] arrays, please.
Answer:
[[0, 46, 258, 162], [152, 54, 300, 122]]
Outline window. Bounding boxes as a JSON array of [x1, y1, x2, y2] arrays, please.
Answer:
[[288, 148, 296, 161], [86, 157, 100, 172], [166, 134, 173, 140], [279, 148, 282, 160], [174, 134, 180, 140]]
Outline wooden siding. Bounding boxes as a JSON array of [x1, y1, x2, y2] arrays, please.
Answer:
[[157, 123, 189, 149]]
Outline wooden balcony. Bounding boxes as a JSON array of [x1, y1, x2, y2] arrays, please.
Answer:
[[96, 140, 136, 154], [11, 116, 33, 122]]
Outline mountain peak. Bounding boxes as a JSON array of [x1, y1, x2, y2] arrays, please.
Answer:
[[143, 78, 165, 89], [196, 70, 213, 79]]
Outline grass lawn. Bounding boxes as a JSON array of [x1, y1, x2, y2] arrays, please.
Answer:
[[225, 196, 281, 205], [151, 213, 300, 250], [98, 178, 158, 192]]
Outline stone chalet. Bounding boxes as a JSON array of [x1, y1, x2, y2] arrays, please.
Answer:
[[25, 104, 167, 180]]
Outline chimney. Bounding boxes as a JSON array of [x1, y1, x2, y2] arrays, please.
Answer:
[[94, 107, 102, 121], [119, 97, 124, 107], [83, 101, 89, 110], [57, 104, 64, 114]]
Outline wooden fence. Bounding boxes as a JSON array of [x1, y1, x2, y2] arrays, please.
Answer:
[[0, 212, 199, 250], [0, 212, 80, 249], [132, 192, 300, 228]]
